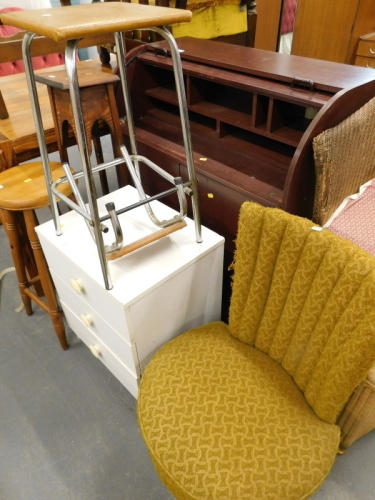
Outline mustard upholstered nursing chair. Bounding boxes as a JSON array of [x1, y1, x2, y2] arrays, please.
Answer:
[[138, 201, 375, 500], [312, 95, 375, 450]]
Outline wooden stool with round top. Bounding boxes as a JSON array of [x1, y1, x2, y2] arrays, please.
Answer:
[[0, 161, 73, 349]]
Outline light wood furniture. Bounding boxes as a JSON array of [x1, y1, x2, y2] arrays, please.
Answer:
[[36, 185, 224, 397], [253, 0, 282, 51], [0, 58, 115, 171], [118, 37, 375, 252], [254, 0, 375, 64], [355, 32, 375, 69], [291, 0, 375, 64], [0, 161, 73, 349]]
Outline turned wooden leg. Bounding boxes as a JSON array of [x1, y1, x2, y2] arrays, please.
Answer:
[[16, 212, 44, 297], [24, 210, 69, 350], [1, 209, 33, 315]]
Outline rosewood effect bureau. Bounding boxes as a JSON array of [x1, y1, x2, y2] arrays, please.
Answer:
[[118, 37, 375, 251]]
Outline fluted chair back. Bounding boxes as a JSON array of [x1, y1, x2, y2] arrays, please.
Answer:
[[138, 202, 375, 500], [230, 202, 375, 424]]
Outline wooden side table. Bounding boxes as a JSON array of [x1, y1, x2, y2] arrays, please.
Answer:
[[0, 161, 74, 349], [36, 65, 128, 193], [354, 32, 375, 69]]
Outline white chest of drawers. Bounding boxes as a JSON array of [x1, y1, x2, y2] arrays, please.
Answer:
[[36, 186, 224, 398]]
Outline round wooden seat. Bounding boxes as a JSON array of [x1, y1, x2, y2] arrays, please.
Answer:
[[0, 160, 72, 210], [0, 161, 73, 349]]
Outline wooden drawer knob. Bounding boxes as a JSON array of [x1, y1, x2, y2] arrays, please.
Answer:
[[70, 278, 84, 294]]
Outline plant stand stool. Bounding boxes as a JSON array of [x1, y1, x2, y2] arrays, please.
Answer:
[[0, 161, 74, 349]]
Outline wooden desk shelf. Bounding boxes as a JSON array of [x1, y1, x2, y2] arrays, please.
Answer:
[[118, 37, 375, 249]]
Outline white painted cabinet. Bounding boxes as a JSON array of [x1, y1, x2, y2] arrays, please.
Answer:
[[36, 186, 224, 398]]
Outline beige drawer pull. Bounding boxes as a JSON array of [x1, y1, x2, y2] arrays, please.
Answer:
[[70, 278, 84, 294], [370, 47, 375, 54], [80, 314, 93, 327], [88, 344, 101, 358], [366, 62, 375, 69]]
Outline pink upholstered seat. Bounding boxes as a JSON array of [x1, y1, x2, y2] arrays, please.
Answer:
[[325, 179, 375, 257], [280, 0, 297, 34], [0, 6, 64, 77]]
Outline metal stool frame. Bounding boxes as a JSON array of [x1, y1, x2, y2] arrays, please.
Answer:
[[21, 24, 202, 290]]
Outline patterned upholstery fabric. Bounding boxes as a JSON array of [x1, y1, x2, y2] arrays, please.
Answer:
[[139, 323, 340, 500], [138, 202, 375, 500], [229, 203, 375, 424], [0, 7, 64, 77], [325, 178, 375, 257]]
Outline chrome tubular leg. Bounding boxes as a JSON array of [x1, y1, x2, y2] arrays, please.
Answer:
[[150, 26, 202, 244], [119, 145, 168, 228], [65, 39, 113, 290], [21, 31, 61, 236], [114, 32, 138, 163]]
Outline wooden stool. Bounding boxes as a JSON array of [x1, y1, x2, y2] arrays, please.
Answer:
[[0, 161, 73, 350], [36, 64, 128, 194]]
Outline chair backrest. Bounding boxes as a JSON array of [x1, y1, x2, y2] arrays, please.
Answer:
[[312, 96, 375, 226], [0, 6, 64, 76], [229, 201, 375, 424]]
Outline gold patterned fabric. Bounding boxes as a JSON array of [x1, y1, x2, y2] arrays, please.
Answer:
[[138, 202, 375, 500], [230, 202, 375, 424]]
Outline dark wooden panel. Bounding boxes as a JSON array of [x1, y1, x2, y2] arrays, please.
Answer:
[[147, 37, 375, 92]]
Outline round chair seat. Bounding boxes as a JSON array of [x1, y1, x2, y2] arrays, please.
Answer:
[[138, 322, 341, 500], [0, 161, 72, 210]]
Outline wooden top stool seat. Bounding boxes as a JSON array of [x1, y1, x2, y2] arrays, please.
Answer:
[[0, 160, 73, 210], [0, 161, 74, 350], [0, 2, 192, 41]]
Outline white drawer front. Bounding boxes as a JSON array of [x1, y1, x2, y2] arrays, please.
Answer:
[[40, 236, 132, 343], [53, 273, 139, 377], [62, 301, 139, 399], [51, 271, 139, 375]]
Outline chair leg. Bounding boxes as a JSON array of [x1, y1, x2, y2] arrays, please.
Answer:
[[1, 208, 33, 315], [24, 209, 69, 350]]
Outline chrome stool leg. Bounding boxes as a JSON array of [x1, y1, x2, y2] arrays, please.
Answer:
[[15, 4, 202, 291]]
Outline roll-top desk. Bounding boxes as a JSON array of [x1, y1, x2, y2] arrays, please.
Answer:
[[118, 37, 375, 250]]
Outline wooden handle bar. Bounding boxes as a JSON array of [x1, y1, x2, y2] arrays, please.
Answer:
[[106, 220, 187, 261]]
